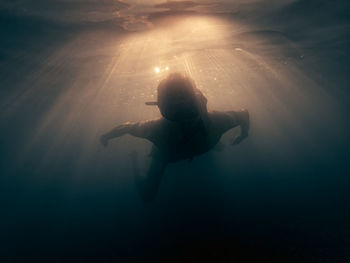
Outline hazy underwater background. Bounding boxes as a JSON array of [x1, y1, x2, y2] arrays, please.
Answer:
[[1, 0, 350, 262]]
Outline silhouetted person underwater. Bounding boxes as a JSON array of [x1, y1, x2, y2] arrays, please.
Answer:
[[100, 73, 250, 202]]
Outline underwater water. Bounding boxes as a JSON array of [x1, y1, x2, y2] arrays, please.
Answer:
[[1, 1, 350, 262]]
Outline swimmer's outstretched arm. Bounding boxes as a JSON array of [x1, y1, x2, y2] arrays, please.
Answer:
[[231, 109, 250, 145], [100, 120, 159, 147], [210, 109, 250, 145]]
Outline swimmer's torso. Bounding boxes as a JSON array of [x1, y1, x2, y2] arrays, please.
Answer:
[[143, 112, 226, 162]]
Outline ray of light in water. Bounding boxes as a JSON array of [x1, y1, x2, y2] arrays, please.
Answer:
[[1, 15, 345, 179]]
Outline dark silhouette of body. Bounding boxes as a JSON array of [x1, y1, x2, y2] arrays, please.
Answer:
[[100, 73, 249, 202]]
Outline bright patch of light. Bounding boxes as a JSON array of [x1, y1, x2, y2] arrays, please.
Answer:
[[154, 66, 169, 74]]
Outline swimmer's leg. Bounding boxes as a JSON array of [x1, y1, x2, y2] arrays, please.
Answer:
[[130, 149, 168, 203]]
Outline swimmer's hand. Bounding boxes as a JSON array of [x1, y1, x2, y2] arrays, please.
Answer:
[[100, 134, 109, 147], [231, 134, 248, 145]]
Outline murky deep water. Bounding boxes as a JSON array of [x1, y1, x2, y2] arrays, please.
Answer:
[[1, 1, 350, 262]]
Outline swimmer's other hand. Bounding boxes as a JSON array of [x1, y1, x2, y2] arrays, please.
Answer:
[[100, 134, 109, 147], [231, 134, 247, 145]]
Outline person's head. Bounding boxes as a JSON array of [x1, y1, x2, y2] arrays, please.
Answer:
[[157, 73, 199, 122]]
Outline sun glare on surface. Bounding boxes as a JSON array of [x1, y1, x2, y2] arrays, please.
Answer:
[[154, 66, 169, 74]]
